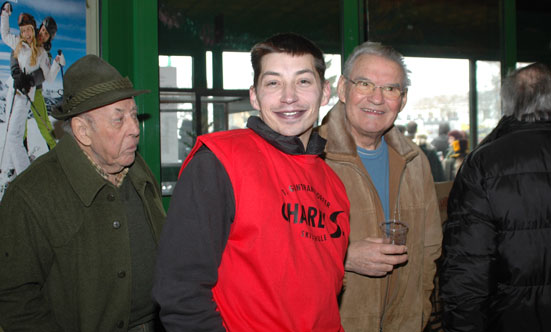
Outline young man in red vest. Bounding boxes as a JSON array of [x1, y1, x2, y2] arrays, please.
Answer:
[[153, 33, 350, 331]]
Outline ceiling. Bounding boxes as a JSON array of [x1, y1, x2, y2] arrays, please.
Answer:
[[158, 0, 550, 61]]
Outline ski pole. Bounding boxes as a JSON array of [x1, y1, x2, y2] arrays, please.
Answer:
[[0, 88, 18, 171]]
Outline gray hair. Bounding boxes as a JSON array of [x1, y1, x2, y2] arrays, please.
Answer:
[[62, 113, 96, 137], [62, 119, 74, 137], [501, 62, 551, 122], [342, 41, 411, 89]]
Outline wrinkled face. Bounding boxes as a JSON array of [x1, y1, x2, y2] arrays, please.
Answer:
[[250, 53, 330, 148], [38, 25, 50, 45], [85, 98, 140, 174], [338, 54, 407, 149], [20, 25, 34, 45]]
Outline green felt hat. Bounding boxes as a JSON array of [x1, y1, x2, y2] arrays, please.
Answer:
[[52, 55, 149, 120]]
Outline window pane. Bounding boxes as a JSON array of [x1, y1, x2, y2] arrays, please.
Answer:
[[397, 57, 470, 150], [223, 52, 253, 89], [159, 55, 193, 88], [476, 61, 501, 143], [203, 96, 258, 133], [159, 94, 195, 195], [516, 62, 533, 69], [206, 51, 213, 89], [319, 54, 341, 124], [159, 92, 256, 196]]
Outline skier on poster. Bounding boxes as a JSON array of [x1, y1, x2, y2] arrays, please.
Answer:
[[10, 15, 63, 151], [0, 2, 61, 194]]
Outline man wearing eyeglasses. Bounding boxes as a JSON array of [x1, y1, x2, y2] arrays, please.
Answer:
[[318, 41, 442, 332]]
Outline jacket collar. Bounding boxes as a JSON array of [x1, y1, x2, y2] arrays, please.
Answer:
[[319, 101, 423, 222], [470, 115, 551, 160], [55, 135, 154, 206], [479, 115, 551, 145], [319, 101, 419, 163], [247, 116, 326, 155]]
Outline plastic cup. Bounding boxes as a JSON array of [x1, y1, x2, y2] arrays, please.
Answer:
[[379, 220, 409, 245]]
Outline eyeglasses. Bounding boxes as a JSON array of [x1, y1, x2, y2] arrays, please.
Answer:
[[343, 76, 406, 100]]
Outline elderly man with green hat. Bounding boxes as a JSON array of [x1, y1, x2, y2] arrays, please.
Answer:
[[0, 54, 166, 332]]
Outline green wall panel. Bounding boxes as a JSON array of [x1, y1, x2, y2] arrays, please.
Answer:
[[101, 0, 162, 187]]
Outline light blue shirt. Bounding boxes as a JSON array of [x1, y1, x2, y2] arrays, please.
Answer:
[[357, 137, 390, 220]]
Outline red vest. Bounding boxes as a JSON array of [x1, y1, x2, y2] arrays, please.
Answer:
[[183, 129, 350, 331]]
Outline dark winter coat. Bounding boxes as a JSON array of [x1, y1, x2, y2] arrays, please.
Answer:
[[439, 116, 551, 332], [431, 134, 449, 157], [419, 142, 445, 182], [0, 135, 166, 332]]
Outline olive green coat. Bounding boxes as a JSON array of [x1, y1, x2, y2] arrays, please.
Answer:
[[0, 135, 166, 332], [319, 102, 442, 332]]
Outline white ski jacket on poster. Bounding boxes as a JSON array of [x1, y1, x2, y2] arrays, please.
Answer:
[[1, 11, 60, 101]]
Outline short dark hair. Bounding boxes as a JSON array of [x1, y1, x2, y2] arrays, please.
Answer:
[[501, 62, 551, 122], [438, 122, 450, 135], [406, 121, 418, 135], [250, 32, 326, 88]]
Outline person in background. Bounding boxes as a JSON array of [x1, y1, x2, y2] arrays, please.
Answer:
[[442, 138, 468, 181], [406, 120, 418, 140], [440, 62, 551, 332], [417, 133, 445, 182], [0, 55, 166, 332], [318, 41, 442, 332], [431, 122, 450, 159], [153, 33, 350, 332], [445, 130, 465, 157]]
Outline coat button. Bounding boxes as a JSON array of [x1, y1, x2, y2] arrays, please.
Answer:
[[113, 221, 121, 229], [107, 193, 115, 201], [118, 270, 126, 278], [117, 320, 124, 328]]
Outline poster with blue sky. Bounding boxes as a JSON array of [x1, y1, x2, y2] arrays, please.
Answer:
[[0, 0, 86, 199], [0, 0, 86, 97]]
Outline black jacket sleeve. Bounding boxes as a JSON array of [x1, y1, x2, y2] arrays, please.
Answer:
[[30, 66, 46, 88], [153, 146, 235, 332], [10, 50, 20, 76]]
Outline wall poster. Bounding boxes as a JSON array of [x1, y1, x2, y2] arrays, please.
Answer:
[[0, 0, 86, 200]]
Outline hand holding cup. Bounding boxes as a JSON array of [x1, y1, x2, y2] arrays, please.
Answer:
[[379, 219, 409, 245]]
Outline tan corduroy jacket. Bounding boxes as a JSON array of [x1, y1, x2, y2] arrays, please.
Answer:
[[318, 102, 442, 332]]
